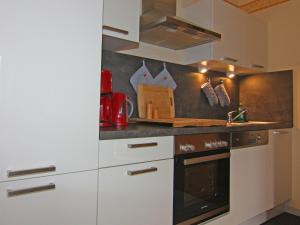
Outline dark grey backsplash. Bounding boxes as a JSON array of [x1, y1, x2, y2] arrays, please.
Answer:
[[102, 50, 239, 119], [239, 70, 293, 123]]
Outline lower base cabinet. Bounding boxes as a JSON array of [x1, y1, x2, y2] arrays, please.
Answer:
[[98, 159, 173, 225], [230, 144, 274, 224], [0, 170, 98, 225]]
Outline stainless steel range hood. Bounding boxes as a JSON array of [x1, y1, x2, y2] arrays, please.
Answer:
[[140, 0, 221, 50]]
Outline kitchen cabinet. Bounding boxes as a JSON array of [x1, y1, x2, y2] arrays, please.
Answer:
[[98, 159, 173, 225], [0, 170, 98, 225], [230, 142, 273, 224], [102, 0, 140, 50], [179, 0, 268, 71], [0, 0, 102, 182], [99, 136, 174, 167], [270, 129, 292, 206]]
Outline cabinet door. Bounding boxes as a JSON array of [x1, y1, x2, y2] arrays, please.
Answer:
[[0, 0, 102, 182], [270, 129, 292, 205], [213, 0, 246, 67], [98, 159, 173, 225], [247, 17, 268, 71], [0, 170, 98, 225], [103, 0, 140, 42], [230, 145, 274, 224]]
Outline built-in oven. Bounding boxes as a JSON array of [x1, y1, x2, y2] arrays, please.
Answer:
[[173, 133, 230, 225]]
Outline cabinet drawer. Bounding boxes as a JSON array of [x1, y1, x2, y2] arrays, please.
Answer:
[[0, 170, 98, 225], [99, 136, 174, 167], [98, 159, 173, 225]]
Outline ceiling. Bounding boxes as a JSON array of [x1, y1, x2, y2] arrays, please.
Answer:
[[224, 0, 290, 13]]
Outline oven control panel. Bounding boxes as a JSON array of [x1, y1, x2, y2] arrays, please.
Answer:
[[204, 140, 229, 149], [175, 133, 230, 155]]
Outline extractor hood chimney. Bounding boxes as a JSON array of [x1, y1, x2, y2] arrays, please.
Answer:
[[140, 0, 221, 50]]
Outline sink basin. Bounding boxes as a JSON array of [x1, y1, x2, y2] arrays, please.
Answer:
[[226, 121, 276, 127]]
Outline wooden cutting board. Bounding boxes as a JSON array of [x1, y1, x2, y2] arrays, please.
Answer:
[[133, 118, 227, 128], [137, 84, 175, 119]]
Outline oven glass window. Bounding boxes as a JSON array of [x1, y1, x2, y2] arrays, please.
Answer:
[[183, 159, 229, 208]]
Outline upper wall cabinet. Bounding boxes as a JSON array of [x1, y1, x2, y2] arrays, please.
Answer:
[[178, 0, 268, 72], [102, 0, 140, 51]]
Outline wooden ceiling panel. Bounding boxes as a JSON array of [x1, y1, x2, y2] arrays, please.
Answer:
[[224, 0, 290, 13]]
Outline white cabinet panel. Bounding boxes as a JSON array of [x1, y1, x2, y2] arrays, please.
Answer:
[[0, 0, 102, 182], [98, 159, 173, 225], [99, 136, 174, 167], [103, 0, 140, 42], [270, 129, 292, 206], [0, 170, 98, 225], [230, 144, 273, 224]]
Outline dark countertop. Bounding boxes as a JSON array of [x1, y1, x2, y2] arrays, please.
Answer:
[[99, 121, 293, 140]]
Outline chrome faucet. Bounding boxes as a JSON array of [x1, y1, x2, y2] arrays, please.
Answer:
[[227, 110, 247, 123]]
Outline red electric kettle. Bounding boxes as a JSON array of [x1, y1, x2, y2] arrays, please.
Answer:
[[112, 92, 133, 127]]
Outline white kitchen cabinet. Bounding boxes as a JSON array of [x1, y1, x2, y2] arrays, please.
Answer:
[[230, 143, 274, 224], [103, 0, 140, 43], [0, 0, 102, 182], [99, 136, 174, 168], [270, 129, 292, 206], [0, 170, 98, 225], [98, 159, 173, 225]]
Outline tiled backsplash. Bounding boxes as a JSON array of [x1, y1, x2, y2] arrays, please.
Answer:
[[102, 50, 239, 119]]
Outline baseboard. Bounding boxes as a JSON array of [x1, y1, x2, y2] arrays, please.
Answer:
[[285, 206, 300, 216], [239, 204, 286, 225]]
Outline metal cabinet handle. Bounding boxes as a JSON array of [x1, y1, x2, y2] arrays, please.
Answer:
[[7, 165, 56, 178], [220, 57, 238, 63], [252, 64, 265, 69], [127, 167, 158, 176], [7, 183, 56, 197], [127, 142, 158, 149], [184, 153, 230, 166], [103, 25, 129, 35], [273, 131, 289, 135]]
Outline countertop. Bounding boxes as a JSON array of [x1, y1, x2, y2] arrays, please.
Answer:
[[99, 121, 293, 140]]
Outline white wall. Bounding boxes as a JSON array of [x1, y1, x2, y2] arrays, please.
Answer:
[[255, 0, 300, 210]]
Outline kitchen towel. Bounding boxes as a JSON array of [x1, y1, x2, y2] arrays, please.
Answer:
[[152, 63, 177, 90], [214, 83, 231, 107], [201, 81, 219, 106], [130, 60, 154, 92]]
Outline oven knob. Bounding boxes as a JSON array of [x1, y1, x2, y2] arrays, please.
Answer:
[[211, 141, 218, 148], [180, 144, 195, 152], [221, 141, 229, 147], [204, 142, 213, 149], [217, 141, 223, 148]]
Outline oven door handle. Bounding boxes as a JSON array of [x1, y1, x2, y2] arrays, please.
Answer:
[[183, 153, 230, 166]]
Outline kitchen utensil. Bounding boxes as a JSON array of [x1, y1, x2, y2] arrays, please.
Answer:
[[100, 95, 113, 127], [133, 118, 227, 128], [130, 60, 154, 92], [112, 92, 134, 127], [201, 81, 219, 106], [152, 62, 177, 90], [101, 69, 112, 94], [214, 83, 231, 107], [137, 84, 175, 119]]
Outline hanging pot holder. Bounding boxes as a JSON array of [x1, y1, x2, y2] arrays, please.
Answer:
[[153, 63, 177, 90], [130, 60, 154, 92]]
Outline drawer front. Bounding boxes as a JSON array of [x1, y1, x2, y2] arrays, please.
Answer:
[[98, 159, 173, 225], [99, 136, 174, 167], [0, 170, 98, 225]]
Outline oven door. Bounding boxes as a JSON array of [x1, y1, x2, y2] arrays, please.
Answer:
[[174, 150, 230, 225]]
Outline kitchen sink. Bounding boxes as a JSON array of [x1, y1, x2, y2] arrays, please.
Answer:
[[226, 121, 276, 127]]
